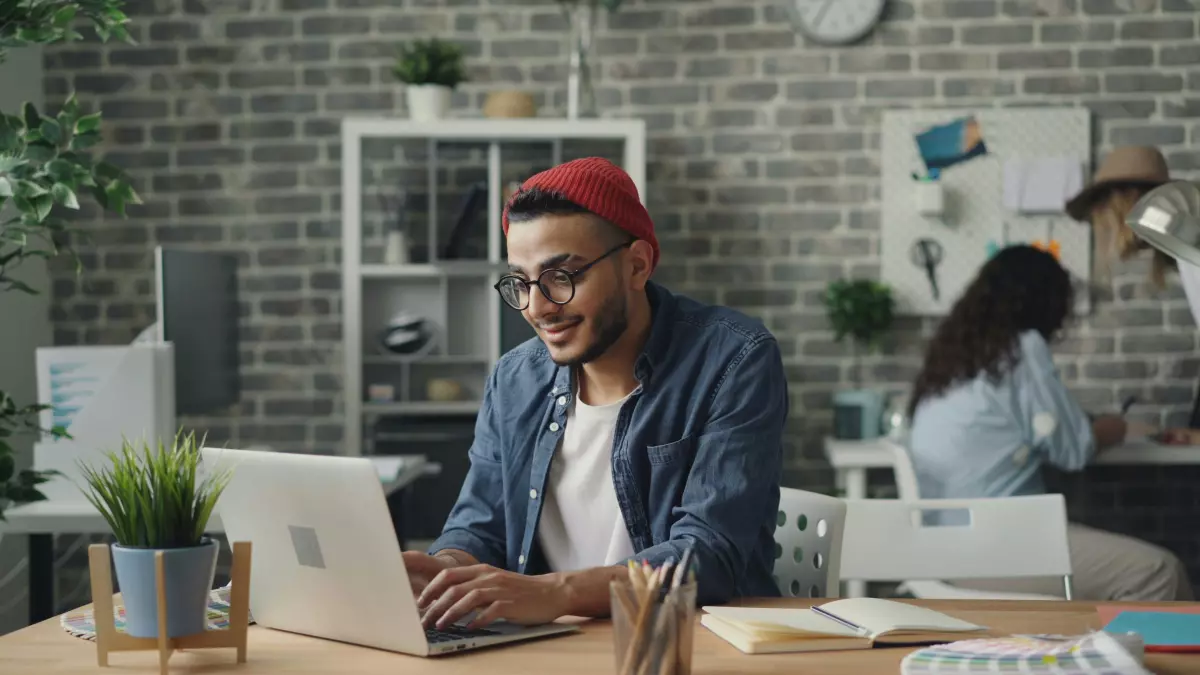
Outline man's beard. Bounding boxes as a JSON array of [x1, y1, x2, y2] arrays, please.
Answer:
[[548, 290, 628, 367]]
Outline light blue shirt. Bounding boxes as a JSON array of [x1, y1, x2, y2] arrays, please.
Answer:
[[907, 330, 1095, 502]]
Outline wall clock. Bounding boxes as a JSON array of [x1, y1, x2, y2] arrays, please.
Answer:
[[787, 0, 887, 45]]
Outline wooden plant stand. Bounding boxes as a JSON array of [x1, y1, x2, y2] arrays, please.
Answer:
[[86, 541, 252, 675]]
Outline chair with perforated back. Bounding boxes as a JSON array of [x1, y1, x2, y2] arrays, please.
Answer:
[[886, 440, 1066, 601], [772, 488, 847, 599], [839, 493, 1074, 600]]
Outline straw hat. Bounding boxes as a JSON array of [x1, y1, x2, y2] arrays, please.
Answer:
[[1065, 146, 1170, 221]]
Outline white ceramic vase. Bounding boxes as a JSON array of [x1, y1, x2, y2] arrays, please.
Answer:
[[406, 84, 451, 121]]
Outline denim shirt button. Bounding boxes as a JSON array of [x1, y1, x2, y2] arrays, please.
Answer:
[[518, 554, 526, 565], [529, 488, 538, 500], [549, 422, 560, 432], [557, 396, 567, 406]]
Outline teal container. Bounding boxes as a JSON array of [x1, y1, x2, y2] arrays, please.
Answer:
[[832, 389, 886, 440], [111, 537, 219, 639]]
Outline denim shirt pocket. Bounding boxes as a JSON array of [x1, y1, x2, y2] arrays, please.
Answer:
[[646, 435, 695, 466], [644, 435, 697, 539]]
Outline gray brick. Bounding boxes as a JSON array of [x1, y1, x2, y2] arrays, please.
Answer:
[[608, 60, 678, 81], [45, 49, 101, 70], [178, 148, 245, 167], [284, 0, 327, 8], [261, 42, 331, 63], [962, 24, 1033, 44], [685, 56, 756, 79], [1107, 73, 1184, 93], [766, 158, 840, 180], [631, 84, 700, 106], [110, 46, 179, 67], [762, 54, 831, 76], [609, 9, 677, 30], [155, 223, 224, 243], [226, 19, 294, 39], [231, 221, 300, 242], [837, 52, 911, 74], [646, 34, 719, 55], [1109, 125, 1187, 146], [791, 132, 864, 153], [879, 25, 956, 47], [1162, 46, 1200, 67], [1079, 47, 1153, 69], [153, 174, 223, 192], [258, 247, 327, 267], [301, 16, 370, 36], [251, 144, 321, 164], [1040, 22, 1115, 42], [177, 95, 243, 117], [1002, 0, 1077, 16], [692, 263, 765, 284], [725, 30, 796, 51], [713, 132, 785, 155], [229, 69, 297, 89], [251, 93, 319, 114], [231, 120, 297, 141], [1085, 99, 1157, 119], [151, 122, 221, 143], [714, 186, 789, 206], [724, 289, 796, 308], [920, 0, 998, 17], [1120, 334, 1196, 354], [302, 66, 372, 87], [180, 197, 251, 216], [684, 159, 757, 181], [684, 5, 756, 26], [73, 74, 137, 95], [186, 45, 244, 64], [1163, 0, 1200, 10], [1024, 74, 1100, 94], [716, 82, 778, 103], [865, 78, 935, 98], [1120, 19, 1194, 40], [491, 39, 560, 59], [775, 106, 835, 127], [1163, 99, 1200, 118], [787, 79, 858, 101], [263, 398, 334, 416], [997, 49, 1072, 70], [795, 184, 871, 204], [100, 98, 170, 119], [256, 195, 323, 215], [918, 52, 992, 71]]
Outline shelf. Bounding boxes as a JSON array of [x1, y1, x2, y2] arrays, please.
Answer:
[[343, 117, 646, 142], [362, 262, 507, 279], [363, 401, 480, 416]]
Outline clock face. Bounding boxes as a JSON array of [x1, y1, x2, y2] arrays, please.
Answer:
[[789, 0, 887, 45]]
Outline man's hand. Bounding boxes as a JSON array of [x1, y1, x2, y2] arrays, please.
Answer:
[[402, 551, 458, 596], [1157, 428, 1200, 446], [417, 565, 569, 631]]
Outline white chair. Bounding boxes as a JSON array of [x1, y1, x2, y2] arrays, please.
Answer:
[[885, 441, 1066, 601], [839, 494, 1074, 600], [772, 488, 847, 599]]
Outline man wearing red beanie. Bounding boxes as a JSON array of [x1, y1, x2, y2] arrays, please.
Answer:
[[408, 158, 787, 631]]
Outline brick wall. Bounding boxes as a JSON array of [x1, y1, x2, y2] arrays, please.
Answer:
[[33, 0, 1200, 605]]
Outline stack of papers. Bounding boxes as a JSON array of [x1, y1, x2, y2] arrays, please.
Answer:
[[901, 632, 1149, 675]]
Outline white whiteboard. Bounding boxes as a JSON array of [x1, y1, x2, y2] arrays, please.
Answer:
[[881, 108, 1092, 316]]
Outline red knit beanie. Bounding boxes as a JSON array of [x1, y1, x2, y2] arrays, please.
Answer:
[[502, 157, 659, 270]]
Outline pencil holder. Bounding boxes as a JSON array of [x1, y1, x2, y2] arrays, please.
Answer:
[[610, 579, 697, 675]]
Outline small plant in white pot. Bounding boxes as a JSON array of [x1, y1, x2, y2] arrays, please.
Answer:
[[392, 38, 467, 121], [78, 431, 232, 639]]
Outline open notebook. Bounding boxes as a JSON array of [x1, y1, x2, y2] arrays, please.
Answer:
[[702, 598, 988, 654]]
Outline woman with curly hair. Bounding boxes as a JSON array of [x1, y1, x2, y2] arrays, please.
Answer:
[[907, 244, 1192, 602]]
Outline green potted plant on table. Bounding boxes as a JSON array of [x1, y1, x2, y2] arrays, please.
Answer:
[[392, 38, 467, 121], [823, 279, 896, 441], [78, 432, 232, 638]]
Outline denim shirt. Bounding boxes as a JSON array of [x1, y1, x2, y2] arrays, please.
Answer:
[[429, 281, 787, 605]]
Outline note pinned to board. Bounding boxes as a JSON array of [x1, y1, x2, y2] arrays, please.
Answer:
[[915, 116, 988, 173], [1100, 607, 1200, 652], [1002, 157, 1084, 214]]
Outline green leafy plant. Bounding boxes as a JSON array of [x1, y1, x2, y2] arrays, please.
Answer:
[[78, 432, 232, 549], [0, 0, 138, 522], [824, 279, 895, 386], [391, 38, 467, 88]]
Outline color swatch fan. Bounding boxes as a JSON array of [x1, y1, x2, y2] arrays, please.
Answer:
[[1125, 180, 1200, 269]]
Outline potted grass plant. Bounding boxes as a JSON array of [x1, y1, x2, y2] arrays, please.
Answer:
[[78, 431, 232, 639], [392, 38, 467, 121], [823, 279, 895, 440]]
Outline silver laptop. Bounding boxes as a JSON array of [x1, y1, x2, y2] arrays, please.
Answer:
[[202, 447, 578, 656]]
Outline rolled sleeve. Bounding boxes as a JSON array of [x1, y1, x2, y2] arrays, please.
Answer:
[[428, 369, 508, 569], [622, 337, 787, 605], [1019, 334, 1095, 471]]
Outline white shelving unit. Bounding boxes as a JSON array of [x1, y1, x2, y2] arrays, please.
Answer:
[[340, 117, 647, 456]]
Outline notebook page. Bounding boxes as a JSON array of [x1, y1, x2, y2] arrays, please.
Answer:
[[818, 598, 984, 637], [701, 607, 863, 638]]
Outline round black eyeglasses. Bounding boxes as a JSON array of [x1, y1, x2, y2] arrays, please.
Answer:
[[494, 240, 634, 311]]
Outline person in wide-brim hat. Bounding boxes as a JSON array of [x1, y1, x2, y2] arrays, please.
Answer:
[[1066, 146, 1174, 287]]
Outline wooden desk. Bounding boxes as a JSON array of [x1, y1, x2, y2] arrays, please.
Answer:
[[3, 599, 1199, 674]]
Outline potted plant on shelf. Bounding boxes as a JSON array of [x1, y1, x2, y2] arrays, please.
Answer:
[[78, 431, 233, 639], [823, 279, 895, 441], [392, 38, 467, 122]]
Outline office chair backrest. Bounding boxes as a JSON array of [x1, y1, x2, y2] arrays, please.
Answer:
[[772, 488, 847, 599]]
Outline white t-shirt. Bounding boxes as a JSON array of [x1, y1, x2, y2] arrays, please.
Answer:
[[536, 389, 636, 573]]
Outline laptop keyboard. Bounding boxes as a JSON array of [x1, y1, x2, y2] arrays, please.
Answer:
[[425, 626, 500, 644]]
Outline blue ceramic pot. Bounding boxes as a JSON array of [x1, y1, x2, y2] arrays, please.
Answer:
[[111, 537, 219, 639]]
